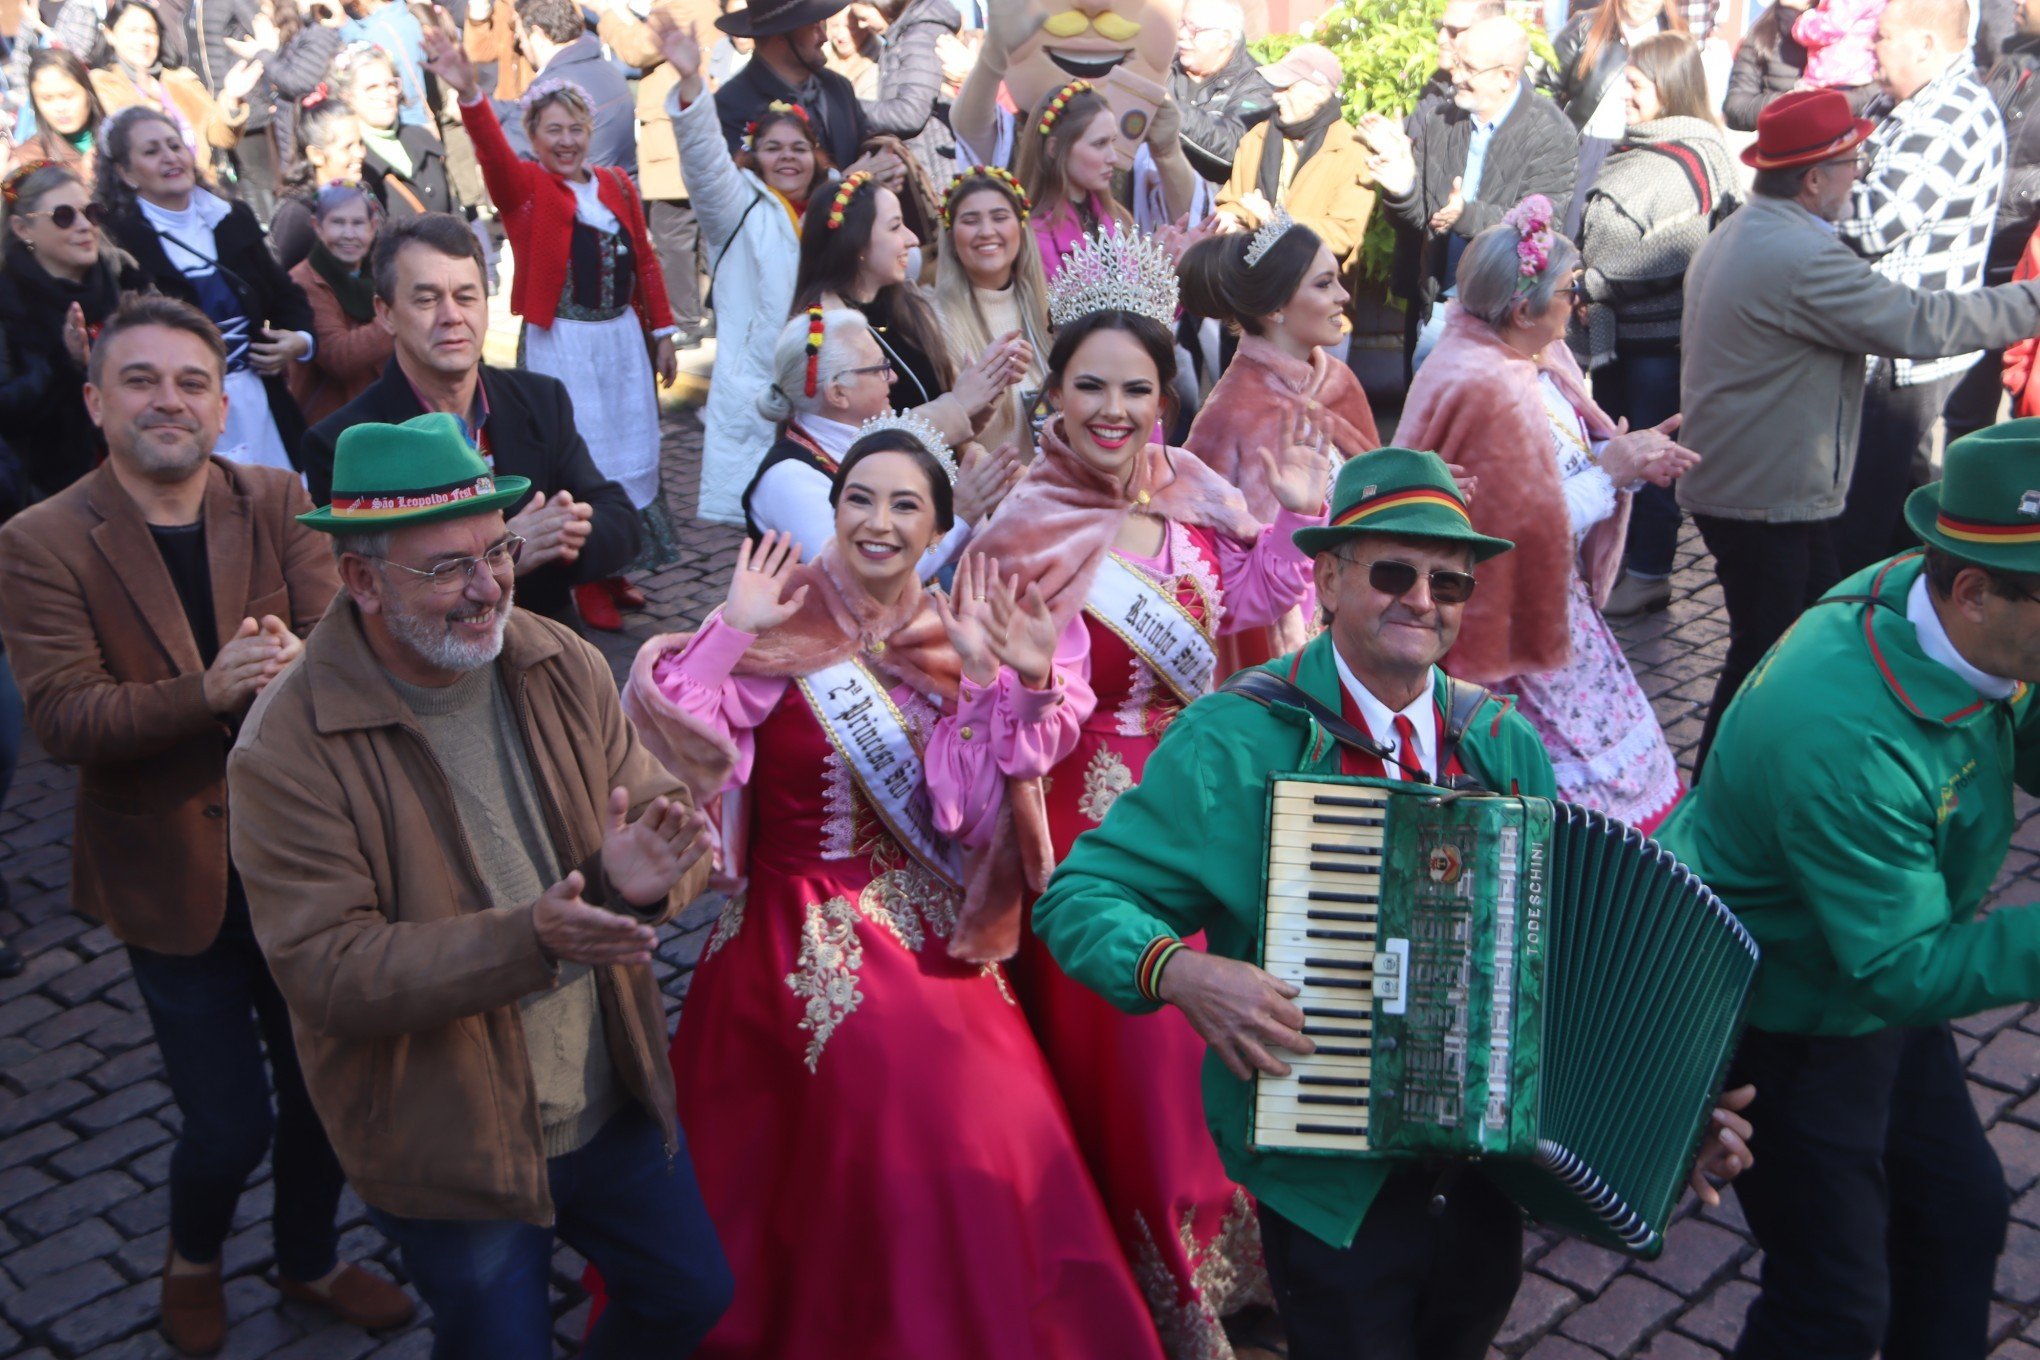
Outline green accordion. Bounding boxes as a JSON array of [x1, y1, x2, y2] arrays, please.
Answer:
[[1251, 775, 1759, 1258]]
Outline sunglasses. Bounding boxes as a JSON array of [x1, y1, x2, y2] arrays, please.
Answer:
[[1348, 556, 1478, 605], [25, 202, 104, 229]]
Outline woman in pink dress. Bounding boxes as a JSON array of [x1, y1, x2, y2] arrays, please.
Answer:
[[620, 422, 1165, 1360], [960, 229, 1331, 1358]]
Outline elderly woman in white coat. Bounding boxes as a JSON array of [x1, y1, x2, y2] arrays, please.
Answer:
[[661, 18, 829, 524]]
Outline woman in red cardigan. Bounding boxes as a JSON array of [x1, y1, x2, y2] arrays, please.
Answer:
[[423, 24, 679, 631]]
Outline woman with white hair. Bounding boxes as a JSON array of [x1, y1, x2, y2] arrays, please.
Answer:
[[423, 28, 679, 632], [746, 307, 1019, 579], [1399, 194, 1696, 829]]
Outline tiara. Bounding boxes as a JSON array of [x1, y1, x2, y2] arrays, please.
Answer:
[[743, 100, 810, 151], [1244, 206, 1297, 269], [1047, 227, 1179, 329], [1037, 79, 1092, 136], [826, 171, 874, 230], [941, 165, 1031, 228], [856, 408, 958, 484]]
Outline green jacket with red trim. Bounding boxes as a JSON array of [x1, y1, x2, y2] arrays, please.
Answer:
[[1658, 552, 2040, 1038], [1030, 632, 1556, 1249]]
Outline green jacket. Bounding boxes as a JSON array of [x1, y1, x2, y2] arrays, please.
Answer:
[[1657, 553, 2040, 1037], [1031, 634, 1556, 1249]]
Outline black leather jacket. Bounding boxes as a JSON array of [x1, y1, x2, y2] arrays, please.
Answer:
[[1544, 8, 1681, 133], [1987, 35, 2040, 279], [1169, 42, 1276, 184]]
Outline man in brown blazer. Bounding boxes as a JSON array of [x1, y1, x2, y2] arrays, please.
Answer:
[[0, 296, 413, 1356]]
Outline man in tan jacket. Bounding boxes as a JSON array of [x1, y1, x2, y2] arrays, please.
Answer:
[[0, 296, 412, 1355], [227, 412, 729, 1356]]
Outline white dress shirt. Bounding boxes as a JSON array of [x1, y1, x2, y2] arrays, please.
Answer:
[[1332, 647, 1441, 779], [1908, 575, 2018, 700]]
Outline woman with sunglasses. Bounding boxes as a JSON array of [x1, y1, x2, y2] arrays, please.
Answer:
[[97, 105, 318, 473], [0, 162, 147, 495], [960, 231, 1329, 1354], [285, 182, 392, 424], [1399, 194, 1695, 831]]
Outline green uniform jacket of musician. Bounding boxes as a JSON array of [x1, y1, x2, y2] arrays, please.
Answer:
[[1032, 632, 1557, 1250], [1658, 552, 2040, 1039]]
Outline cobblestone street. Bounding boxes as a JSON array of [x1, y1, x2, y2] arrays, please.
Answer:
[[6, 406, 2040, 1358]]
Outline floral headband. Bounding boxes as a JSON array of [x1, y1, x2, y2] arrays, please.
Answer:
[[940, 165, 1031, 228], [825, 171, 874, 230], [803, 305, 826, 397], [1501, 194, 1556, 292], [743, 100, 811, 151], [1, 160, 56, 205], [1037, 80, 1092, 137]]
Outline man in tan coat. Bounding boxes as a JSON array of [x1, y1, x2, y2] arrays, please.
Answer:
[[1215, 41, 1377, 272], [0, 296, 412, 1355], [228, 412, 730, 1355]]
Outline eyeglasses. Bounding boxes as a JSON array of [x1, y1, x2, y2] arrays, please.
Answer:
[[364, 535, 524, 592], [1343, 555, 1477, 604], [1821, 151, 1870, 173], [24, 202, 104, 229], [1458, 60, 1510, 79], [840, 362, 897, 380], [1436, 20, 1469, 36], [1178, 20, 1230, 38]]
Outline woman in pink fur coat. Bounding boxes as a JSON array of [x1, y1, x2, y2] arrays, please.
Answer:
[[1399, 196, 1695, 831], [1179, 221, 1382, 675]]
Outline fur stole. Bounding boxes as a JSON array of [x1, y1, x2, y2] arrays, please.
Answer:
[[1396, 305, 1630, 686], [1185, 335, 1382, 521], [967, 414, 1264, 634]]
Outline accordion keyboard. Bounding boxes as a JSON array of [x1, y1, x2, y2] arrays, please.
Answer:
[[1254, 781, 1396, 1155]]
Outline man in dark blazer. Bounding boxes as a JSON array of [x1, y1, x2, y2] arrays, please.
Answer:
[[0, 296, 412, 1355], [299, 213, 641, 626], [1358, 15, 1578, 376]]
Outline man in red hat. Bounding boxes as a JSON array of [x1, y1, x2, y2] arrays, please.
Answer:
[[1678, 86, 2040, 772]]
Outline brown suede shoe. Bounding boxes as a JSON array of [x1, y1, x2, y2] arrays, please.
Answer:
[[276, 1263, 417, 1331], [160, 1260, 225, 1356]]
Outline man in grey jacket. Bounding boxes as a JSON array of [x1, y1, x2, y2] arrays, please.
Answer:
[[1680, 88, 2040, 771]]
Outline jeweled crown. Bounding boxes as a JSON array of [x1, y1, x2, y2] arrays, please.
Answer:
[[1047, 227, 1179, 330], [1244, 207, 1298, 269], [855, 409, 959, 484]]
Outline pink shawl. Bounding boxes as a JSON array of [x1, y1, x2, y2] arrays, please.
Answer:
[[1184, 334, 1382, 521], [967, 413, 1265, 634], [1396, 305, 1630, 686]]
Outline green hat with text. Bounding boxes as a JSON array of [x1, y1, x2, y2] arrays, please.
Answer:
[[297, 413, 532, 533], [1293, 447, 1514, 561], [1905, 419, 2040, 573]]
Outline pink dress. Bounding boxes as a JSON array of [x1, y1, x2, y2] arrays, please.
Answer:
[[1007, 513, 1317, 1358], [1034, 195, 1125, 280], [651, 618, 1166, 1360]]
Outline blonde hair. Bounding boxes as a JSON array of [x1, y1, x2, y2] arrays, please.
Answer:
[[932, 175, 1053, 369], [520, 78, 593, 142]]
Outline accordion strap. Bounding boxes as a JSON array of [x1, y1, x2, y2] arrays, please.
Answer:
[[1218, 667, 1493, 790]]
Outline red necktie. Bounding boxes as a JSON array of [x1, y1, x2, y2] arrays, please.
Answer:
[[1393, 714, 1425, 782]]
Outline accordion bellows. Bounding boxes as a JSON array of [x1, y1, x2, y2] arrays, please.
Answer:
[[1252, 777, 1759, 1258]]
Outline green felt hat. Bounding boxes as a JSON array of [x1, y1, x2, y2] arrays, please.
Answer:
[[297, 413, 532, 533], [1293, 447, 1515, 561], [1905, 419, 2040, 572]]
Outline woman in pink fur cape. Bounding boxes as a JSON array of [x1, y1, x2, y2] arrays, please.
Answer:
[[1180, 222, 1382, 676], [1400, 199, 1695, 830]]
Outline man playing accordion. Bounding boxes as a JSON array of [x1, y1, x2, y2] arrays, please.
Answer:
[[1034, 448, 1754, 1360]]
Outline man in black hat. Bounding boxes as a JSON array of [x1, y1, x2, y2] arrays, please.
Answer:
[[711, 0, 900, 177]]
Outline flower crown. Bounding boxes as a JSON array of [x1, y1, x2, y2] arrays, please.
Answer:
[[826, 171, 874, 230], [856, 408, 958, 484], [803, 305, 827, 398], [1243, 206, 1297, 269], [1037, 80, 1092, 137], [1501, 194, 1556, 292], [743, 100, 810, 151], [1, 160, 56, 205], [941, 165, 1031, 228], [521, 76, 593, 115], [1048, 226, 1179, 330]]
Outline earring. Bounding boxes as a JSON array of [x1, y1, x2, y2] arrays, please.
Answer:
[[1272, 312, 1284, 324], [927, 532, 944, 551]]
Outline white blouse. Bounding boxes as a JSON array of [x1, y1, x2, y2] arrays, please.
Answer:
[[1539, 371, 1618, 539]]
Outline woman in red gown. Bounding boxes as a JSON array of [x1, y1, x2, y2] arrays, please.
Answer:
[[620, 424, 1165, 1360], [962, 229, 1333, 1358]]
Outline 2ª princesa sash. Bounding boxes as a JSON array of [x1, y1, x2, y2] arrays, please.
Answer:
[[797, 659, 964, 889], [1083, 552, 1218, 706]]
